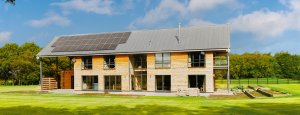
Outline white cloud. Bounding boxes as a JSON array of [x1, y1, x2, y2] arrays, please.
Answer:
[[130, 0, 240, 28], [229, 9, 290, 38], [131, 0, 186, 26], [229, 0, 300, 38], [188, 0, 238, 12], [188, 19, 214, 26], [122, 0, 134, 10], [28, 12, 71, 27], [51, 0, 113, 15], [0, 32, 12, 42]]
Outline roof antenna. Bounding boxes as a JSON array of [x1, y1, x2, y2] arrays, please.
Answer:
[[176, 23, 181, 44]]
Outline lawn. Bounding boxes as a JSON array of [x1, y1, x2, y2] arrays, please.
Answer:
[[0, 85, 300, 114], [216, 78, 300, 84]]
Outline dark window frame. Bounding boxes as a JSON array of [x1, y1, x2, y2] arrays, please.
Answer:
[[104, 55, 115, 69], [188, 52, 205, 68], [104, 75, 122, 91], [155, 53, 171, 69], [81, 56, 93, 70], [155, 75, 171, 91], [82, 75, 98, 91], [133, 54, 147, 69], [131, 71, 147, 91], [188, 75, 206, 92]]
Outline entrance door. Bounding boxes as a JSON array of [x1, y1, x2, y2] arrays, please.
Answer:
[[156, 75, 171, 91], [71, 76, 74, 89], [104, 75, 122, 91], [188, 75, 205, 92]]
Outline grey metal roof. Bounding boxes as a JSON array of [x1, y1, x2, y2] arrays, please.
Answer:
[[37, 25, 230, 57]]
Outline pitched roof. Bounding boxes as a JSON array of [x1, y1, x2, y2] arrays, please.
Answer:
[[37, 25, 230, 57]]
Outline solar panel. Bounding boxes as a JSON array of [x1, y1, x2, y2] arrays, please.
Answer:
[[108, 44, 118, 49], [51, 32, 131, 52]]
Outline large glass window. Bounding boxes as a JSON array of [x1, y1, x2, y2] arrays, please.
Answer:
[[188, 75, 205, 92], [132, 71, 147, 90], [81, 56, 92, 70], [155, 75, 171, 91], [82, 76, 98, 90], [155, 53, 171, 68], [133, 54, 147, 69], [188, 52, 205, 67], [104, 75, 121, 91], [104, 55, 115, 69]]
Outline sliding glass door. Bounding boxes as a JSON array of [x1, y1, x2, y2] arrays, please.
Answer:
[[82, 76, 98, 91], [188, 75, 205, 92], [132, 71, 147, 90], [155, 75, 171, 91], [104, 75, 121, 91]]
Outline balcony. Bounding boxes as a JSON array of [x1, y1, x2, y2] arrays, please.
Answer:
[[132, 54, 147, 71], [214, 56, 228, 69]]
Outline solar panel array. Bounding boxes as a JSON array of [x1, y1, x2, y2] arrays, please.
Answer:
[[51, 32, 131, 52]]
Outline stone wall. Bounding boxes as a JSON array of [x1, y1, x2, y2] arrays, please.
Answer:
[[73, 52, 214, 92]]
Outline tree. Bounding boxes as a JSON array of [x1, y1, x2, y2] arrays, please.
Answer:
[[229, 52, 280, 79], [0, 43, 19, 85], [4, 0, 15, 4], [0, 42, 73, 85], [13, 42, 41, 85], [275, 52, 300, 79]]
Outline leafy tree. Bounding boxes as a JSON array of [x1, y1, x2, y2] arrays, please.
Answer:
[[4, 0, 15, 5], [275, 52, 300, 79], [229, 52, 280, 79], [0, 42, 73, 85], [0, 43, 19, 84]]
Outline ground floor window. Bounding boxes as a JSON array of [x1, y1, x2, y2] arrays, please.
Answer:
[[188, 75, 205, 92], [82, 75, 98, 91], [132, 71, 147, 90], [156, 75, 171, 91], [104, 75, 121, 91]]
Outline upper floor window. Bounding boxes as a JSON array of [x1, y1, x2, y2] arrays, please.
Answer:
[[104, 55, 115, 69], [134, 54, 147, 68], [81, 56, 92, 70], [188, 52, 205, 67], [155, 53, 171, 68]]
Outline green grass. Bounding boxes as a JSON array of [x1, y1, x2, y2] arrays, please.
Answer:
[[0, 85, 39, 92], [216, 78, 300, 84], [261, 84, 300, 96], [0, 85, 300, 114]]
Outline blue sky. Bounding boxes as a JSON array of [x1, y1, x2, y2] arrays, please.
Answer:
[[1, 0, 300, 54]]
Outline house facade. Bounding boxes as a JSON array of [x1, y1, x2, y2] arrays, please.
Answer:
[[37, 25, 230, 93]]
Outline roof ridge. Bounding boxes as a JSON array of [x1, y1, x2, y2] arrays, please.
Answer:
[[131, 24, 229, 32], [55, 24, 229, 37]]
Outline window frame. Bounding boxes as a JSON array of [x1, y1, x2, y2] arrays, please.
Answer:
[[81, 75, 98, 91], [81, 56, 93, 70], [131, 71, 147, 91], [188, 75, 206, 92], [155, 75, 171, 91], [104, 75, 122, 91], [103, 55, 116, 70], [155, 52, 171, 69], [188, 52, 205, 68], [133, 54, 147, 69]]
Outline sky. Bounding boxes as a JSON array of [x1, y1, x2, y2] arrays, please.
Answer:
[[1, 0, 300, 54]]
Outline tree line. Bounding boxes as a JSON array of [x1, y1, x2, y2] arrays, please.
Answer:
[[216, 52, 300, 80], [0, 42, 72, 85], [0, 42, 299, 85]]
